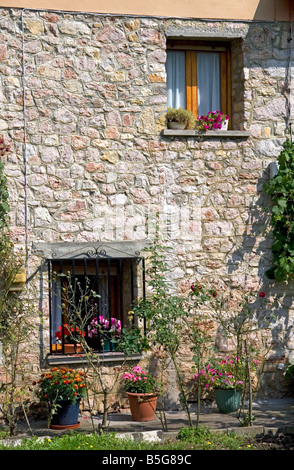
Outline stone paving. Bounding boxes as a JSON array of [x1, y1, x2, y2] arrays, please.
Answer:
[[12, 398, 294, 441]]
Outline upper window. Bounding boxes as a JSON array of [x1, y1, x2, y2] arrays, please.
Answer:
[[166, 40, 231, 120]]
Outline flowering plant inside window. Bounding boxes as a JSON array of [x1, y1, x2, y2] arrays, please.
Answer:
[[88, 315, 121, 338], [122, 366, 160, 394], [55, 324, 85, 344], [196, 111, 229, 131]]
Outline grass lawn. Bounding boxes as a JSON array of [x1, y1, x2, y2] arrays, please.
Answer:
[[0, 426, 274, 451]]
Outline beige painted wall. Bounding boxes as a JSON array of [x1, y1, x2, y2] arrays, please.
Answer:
[[0, 0, 291, 20]]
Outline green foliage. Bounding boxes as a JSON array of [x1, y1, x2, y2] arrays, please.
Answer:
[[0, 429, 260, 450], [285, 363, 294, 381], [118, 326, 148, 356], [134, 234, 187, 355], [166, 107, 196, 129], [263, 138, 294, 281], [0, 136, 10, 240], [177, 425, 212, 442], [0, 136, 38, 436], [133, 228, 193, 426]]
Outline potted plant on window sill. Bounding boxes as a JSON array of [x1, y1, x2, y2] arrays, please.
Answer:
[[196, 111, 229, 132], [166, 107, 196, 130], [122, 366, 161, 421], [88, 315, 122, 352], [36, 367, 87, 429], [53, 324, 85, 354]]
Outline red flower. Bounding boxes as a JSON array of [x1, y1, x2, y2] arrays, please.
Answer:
[[259, 291, 266, 298]]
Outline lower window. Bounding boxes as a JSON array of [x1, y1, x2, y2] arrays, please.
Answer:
[[48, 256, 143, 355]]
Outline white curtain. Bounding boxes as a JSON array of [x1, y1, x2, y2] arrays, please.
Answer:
[[166, 50, 221, 115], [166, 50, 186, 109], [197, 52, 221, 116], [51, 277, 62, 343]]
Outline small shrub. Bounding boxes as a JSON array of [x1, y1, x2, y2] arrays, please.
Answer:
[[166, 107, 196, 129]]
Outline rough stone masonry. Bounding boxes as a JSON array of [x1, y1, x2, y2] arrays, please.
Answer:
[[0, 7, 294, 408]]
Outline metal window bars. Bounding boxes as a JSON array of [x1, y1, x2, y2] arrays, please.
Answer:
[[48, 248, 144, 355]]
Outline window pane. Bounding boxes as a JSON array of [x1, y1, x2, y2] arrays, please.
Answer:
[[197, 52, 221, 116], [166, 50, 186, 109]]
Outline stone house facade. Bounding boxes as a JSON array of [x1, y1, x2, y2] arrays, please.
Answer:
[[1, 0, 294, 410]]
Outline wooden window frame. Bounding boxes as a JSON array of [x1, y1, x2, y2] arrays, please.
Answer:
[[167, 40, 232, 123]]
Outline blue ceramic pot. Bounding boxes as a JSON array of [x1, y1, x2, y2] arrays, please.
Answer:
[[50, 398, 81, 428], [215, 389, 241, 414]]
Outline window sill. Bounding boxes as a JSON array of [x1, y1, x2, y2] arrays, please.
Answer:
[[162, 129, 251, 138], [46, 352, 143, 365]]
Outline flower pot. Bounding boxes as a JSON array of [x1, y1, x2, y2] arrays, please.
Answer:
[[50, 398, 81, 429], [167, 121, 186, 130], [64, 343, 82, 354], [126, 392, 157, 422], [221, 119, 229, 130], [102, 338, 111, 351], [52, 343, 82, 354], [215, 389, 241, 414]]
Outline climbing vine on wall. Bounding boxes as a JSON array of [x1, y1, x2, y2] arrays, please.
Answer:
[[263, 138, 294, 281], [0, 135, 10, 239]]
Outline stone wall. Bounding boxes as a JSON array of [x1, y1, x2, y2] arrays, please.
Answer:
[[1, 7, 294, 405]]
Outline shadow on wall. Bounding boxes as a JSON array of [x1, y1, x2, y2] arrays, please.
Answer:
[[227, 160, 294, 395]]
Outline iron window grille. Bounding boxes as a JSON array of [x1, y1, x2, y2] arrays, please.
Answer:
[[48, 247, 145, 355]]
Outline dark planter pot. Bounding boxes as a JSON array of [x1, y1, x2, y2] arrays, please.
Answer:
[[126, 392, 157, 422], [50, 398, 81, 429], [215, 389, 241, 414]]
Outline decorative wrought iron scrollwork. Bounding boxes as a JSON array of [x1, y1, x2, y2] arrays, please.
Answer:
[[87, 247, 108, 258]]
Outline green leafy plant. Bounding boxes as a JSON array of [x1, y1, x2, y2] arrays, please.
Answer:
[[0, 136, 10, 238], [0, 136, 38, 436], [285, 363, 294, 381], [166, 107, 196, 129], [133, 228, 192, 427], [189, 279, 272, 426], [263, 138, 294, 281]]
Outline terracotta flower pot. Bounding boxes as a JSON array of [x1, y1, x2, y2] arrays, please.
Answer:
[[52, 343, 82, 354], [126, 392, 157, 422]]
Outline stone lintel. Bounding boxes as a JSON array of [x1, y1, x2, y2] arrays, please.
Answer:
[[165, 26, 248, 40], [33, 241, 150, 260]]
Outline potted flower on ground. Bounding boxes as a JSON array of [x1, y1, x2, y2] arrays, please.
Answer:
[[166, 107, 196, 130], [36, 367, 87, 429], [194, 355, 247, 413], [122, 366, 160, 421], [196, 111, 229, 131]]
